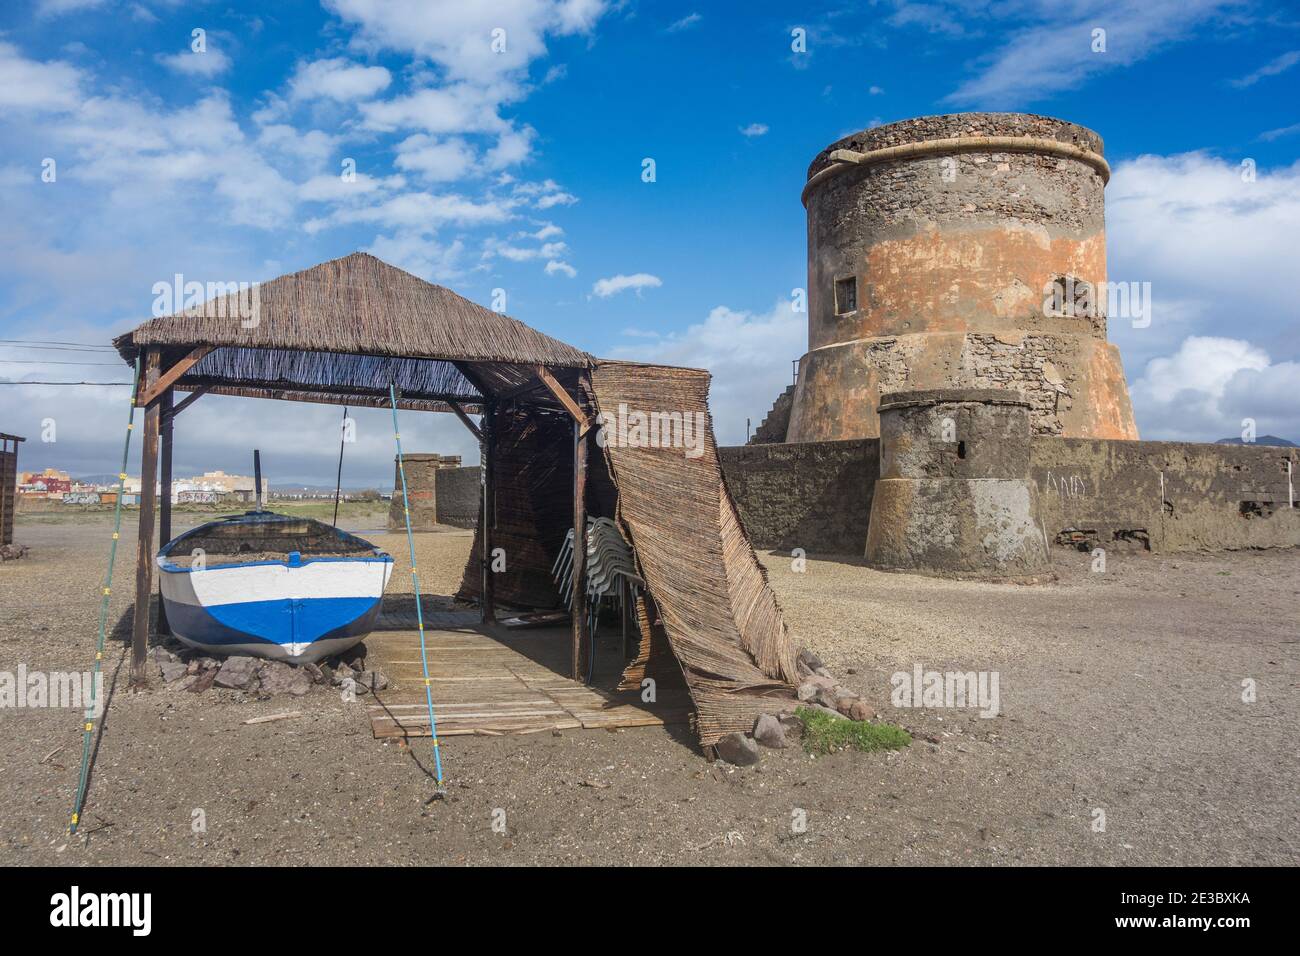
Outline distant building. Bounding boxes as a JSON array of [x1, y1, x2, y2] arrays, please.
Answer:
[[18, 467, 73, 498]]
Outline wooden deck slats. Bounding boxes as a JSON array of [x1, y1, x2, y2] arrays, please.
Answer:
[[365, 624, 691, 739]]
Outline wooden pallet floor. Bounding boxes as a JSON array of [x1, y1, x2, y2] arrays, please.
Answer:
[[365, 618, 692, 739]]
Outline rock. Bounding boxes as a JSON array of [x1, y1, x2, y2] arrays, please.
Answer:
[[339, 643, 367, 669], [802, 702, 844, 721], [332, 663, 357, 686], [147, 646, 180, 666], [354, 669, 389, 693], [159, 661, 188, 683], [797, 648, 827, 675], [847, 700, 873, 722], [752, 714, 788, 749], [714, 732, 761, 766], [814, 687, 842, 711], [304, 663, 328, 685], [339, 676, 367, 697], [257, 661, 312, 696], [834, 695, 862, 717], [777, 713, 804, 737], [0, 543, 28, 561], [213, 656, 259, 690], [797, 675, 836, 701], [186, 667, 218, 693]]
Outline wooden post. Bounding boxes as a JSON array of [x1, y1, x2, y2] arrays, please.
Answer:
[[480, 402, 495, 625], [157, 388, 174, 636], [572, 418, 588, 681], [130, 349, 162, 687]]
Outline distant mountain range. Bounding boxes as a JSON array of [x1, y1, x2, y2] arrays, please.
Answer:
[[1215, 436, 1297, 447], [75, 473, 124, 485], [72, 475, 381, 493]]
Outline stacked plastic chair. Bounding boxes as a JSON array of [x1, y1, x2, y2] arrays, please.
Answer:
[[551, 517, 644, 682]]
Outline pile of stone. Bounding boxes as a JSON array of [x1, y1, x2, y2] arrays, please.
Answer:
[[144, 642, 388, 699], [712, 649, 874, 766], [0, 543, 28, 562]]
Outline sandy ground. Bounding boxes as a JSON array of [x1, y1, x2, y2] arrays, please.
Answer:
[[1, 510, 1296, 866]]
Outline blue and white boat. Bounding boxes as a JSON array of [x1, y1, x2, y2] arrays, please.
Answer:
[[157, 512, 393, 664]]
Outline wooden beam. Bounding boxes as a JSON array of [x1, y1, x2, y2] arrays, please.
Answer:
[[572, 419, 589, 681], [480, 402, 495, 626], [137, 345, 214, 407], [131, 349, 162, 687], [447, 400, 483, 442], [178, 383, 480, 414], [536, 365, 591, 434], [166, 384, 209, 419], [157, 388, 174, 636]]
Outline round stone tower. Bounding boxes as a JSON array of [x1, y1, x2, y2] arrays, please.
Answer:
[[784, 112, 1138, 442]]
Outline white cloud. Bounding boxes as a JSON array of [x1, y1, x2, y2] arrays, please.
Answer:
[[943, 0, 1236, 106], [545, 259, 576, 277], [1129, 337, 1300, 441], [305, 191, 512, 234], [0, 41, 83, 111], [1100, 151, 1300, 441], [359, 82, 514, 135], [535, 188, 577, 209], [289, 57, 392, 101], [483, 237, 568, 262], [1105, 152, 1300, 376], [395, 134, 477, 182], [157, 47, 232, 78], [297, 171, 401, 202], [525, 222, 563, 240], [739, 123, 769, 137], [610, 300, 806, 445], [591, 273, 661, 298], [1230, 50, 1300, 89], [325, 0, 608, 85], [667, 13, 702, 32], [486, 125, 536, 169], [36, 0, 108, 15], [1260, 122, 1300, 142], [366, 233, 466, 282], [257, 124, 341, 168]]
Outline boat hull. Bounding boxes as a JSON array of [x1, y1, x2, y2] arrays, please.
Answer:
[[158, 556, 394, 664]]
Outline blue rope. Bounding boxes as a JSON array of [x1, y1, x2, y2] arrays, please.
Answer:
[[388, 384, 444, 787], [69, 356, 141, 835]]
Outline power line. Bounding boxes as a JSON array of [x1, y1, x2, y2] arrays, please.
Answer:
[[0, 343, 117, 353], [0, 338, 115, 349], [0, 359, 123, 366]]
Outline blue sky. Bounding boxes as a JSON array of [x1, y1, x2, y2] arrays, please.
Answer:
[[0, 0, 1297, 485]]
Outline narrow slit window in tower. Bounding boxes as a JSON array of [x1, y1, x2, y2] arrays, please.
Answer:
[[834, 276, 857, 315]]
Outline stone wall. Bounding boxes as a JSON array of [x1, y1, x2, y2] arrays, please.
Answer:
[[719, 440, 877, 555], [721, 438, 1299, 556], [1031, 438, 1299, 553], [387, 454, 475, 531]]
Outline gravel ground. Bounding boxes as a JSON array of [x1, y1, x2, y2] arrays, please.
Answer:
[[1, 512, 1296, 866]]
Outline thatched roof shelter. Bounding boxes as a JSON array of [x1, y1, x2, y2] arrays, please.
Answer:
[[114, 252, 801, 747], [113, 252, 590, 412]]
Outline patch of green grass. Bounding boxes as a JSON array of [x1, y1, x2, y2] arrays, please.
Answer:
[[795, 706, 912, 756]]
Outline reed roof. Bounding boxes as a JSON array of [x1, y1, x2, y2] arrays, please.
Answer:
[[112, 252, 590, 409]]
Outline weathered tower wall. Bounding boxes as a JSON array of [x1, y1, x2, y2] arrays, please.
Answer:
[[785, 113, 1138, 443]]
